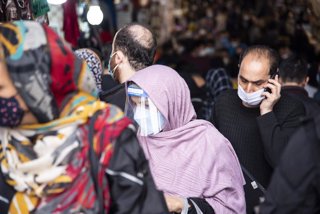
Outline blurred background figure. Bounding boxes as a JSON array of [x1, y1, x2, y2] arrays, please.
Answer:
[[278, 54, 320, 117], [201, 67, 233, 120], [179, 70, 206, 119], [314, 63, 320, 103]]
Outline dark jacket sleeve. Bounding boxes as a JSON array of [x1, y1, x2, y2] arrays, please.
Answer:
[[187, 197, 215, 214], [260, 121, 320, 214], [106, 127, 169, 214], [256, 100, 305, 167]]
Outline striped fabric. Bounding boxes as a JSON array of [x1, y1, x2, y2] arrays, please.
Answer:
[[202, 67, 233, 120]]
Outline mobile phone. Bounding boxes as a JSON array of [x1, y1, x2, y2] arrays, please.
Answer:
[[264, 72, 279, 93]]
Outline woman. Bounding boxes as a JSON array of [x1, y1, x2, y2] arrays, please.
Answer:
[[0, 21, 168, 214], [75, 48, 103, 91], [126, 65, 246, 213]]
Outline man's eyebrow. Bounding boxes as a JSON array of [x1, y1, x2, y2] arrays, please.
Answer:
[[239, 75, 248, 82], [239, 75, 265, 84], [252, 80, 266, 84]]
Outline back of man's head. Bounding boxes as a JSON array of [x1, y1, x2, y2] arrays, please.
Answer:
[[114, 23, 157, 71], [279, 54, 308, 85], [239, 45, 280, 76]]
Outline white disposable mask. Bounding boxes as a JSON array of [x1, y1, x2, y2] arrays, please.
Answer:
[[237, 85, 265, 106]]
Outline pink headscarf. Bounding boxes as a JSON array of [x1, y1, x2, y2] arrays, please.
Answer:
[[129, 65, 246, 213]]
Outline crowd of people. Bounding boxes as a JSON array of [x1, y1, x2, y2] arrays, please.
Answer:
[[0, 3, 320, 213], [154, 0, 320, 119]]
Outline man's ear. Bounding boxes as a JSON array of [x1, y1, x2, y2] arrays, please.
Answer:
[[114, 51, 125, 64]]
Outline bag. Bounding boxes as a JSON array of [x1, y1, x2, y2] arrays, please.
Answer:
[[241, 164, 266, 214], [88, 110, 104, 214], [241, 165, 266, 194]]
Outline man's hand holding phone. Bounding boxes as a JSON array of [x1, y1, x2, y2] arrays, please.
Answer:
[[260, 74, 281, 115]]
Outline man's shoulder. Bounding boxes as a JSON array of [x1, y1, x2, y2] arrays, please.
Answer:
[[277, 93, 305, 110], [280, 114, 320, 171], [273, 93, 306, 121], [100, 83, 125, 97], [99, 83, 126, 111], [215, 89, 237, 103]]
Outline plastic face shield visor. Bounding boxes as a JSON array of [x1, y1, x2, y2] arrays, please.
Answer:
[[126, 84, 166, 136]]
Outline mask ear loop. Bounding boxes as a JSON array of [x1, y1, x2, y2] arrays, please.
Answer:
[[108, 52, 121, 78], [112, 64, 120, 76], [13, 93, 30, 113]]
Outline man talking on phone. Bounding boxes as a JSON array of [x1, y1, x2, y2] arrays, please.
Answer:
[[211, 45, 305, 213]]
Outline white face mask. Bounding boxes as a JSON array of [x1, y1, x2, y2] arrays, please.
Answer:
[[237, 85, 265, 106]]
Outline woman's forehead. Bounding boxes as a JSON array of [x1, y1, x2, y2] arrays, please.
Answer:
[[130, 96, 149, 105]]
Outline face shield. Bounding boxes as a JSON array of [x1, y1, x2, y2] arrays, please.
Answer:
[[126, 84, 166, 136]]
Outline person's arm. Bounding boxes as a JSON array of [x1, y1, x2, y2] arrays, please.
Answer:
[[258, 75, 305, 167], [256, 101, 305, 167], [260, 125, 318, 213], [106, 127, 169, 214]]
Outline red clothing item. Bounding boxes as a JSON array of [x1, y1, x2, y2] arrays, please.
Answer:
[[63, 0, 80, 47]]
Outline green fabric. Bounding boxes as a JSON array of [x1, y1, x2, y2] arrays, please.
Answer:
[[31, 0, 50, 18]]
